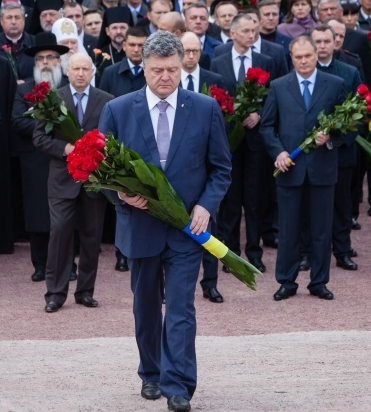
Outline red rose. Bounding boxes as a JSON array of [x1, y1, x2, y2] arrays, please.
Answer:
[[367, 104, 371, 113], [82, 157, 99, 172], [357, 84, 370, 97], [257, 72, 270, 85], [72, 170, 90, 181], [364, 93, 371, 104]]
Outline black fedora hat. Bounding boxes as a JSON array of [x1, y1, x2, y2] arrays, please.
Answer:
[[25, 32, 70, 57]]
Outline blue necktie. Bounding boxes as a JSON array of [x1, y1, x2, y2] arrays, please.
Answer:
[[302, 80, 311, 110], [187, 74, 194, 91], [157, 100, 170, 169], [237, 55, 246, 84], [75, 92, 85, 126], [133, 65, 141, 76]]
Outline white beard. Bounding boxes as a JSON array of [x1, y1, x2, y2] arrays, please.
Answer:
[[34, 65, 63, 89]]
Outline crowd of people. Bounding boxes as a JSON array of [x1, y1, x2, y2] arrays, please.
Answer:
[[0, 0, 371, 409]]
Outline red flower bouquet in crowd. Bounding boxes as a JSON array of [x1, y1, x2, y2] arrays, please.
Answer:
[[204, 67, 270, 153], [1, 44, 18, 80], [274, 84, 371, 177], [23, 81, 82, 143], [67, 131, 261, 290], [237, 0, 257, 10]]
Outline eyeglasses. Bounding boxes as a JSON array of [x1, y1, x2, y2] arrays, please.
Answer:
[[35, 55, 59, 62], [184, 49, 201, 55]]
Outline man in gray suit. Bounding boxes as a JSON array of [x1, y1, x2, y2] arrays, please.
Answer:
[[33, 53, 114, 313], [260, 36, 347, 301]]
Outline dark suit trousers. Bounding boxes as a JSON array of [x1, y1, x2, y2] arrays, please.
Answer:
[[129, 245, 203, 400], [45, 189, 106, 305], [332, 167, 353, 257], [276, 180, 334, 291], [29, 232, 49, 272]]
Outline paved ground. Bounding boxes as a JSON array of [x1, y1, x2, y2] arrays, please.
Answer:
[[1, 202, 371, 411]]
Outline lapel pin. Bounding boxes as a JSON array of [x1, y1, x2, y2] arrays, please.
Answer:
[[181, 104, 184, 107]]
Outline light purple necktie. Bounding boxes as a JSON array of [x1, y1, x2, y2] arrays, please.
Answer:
[[156, 100, 170, 169], [75, 92, 85, 126]]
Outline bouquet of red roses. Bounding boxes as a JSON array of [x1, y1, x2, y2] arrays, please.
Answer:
[[274, 84, 371, 177], [23, 81, 82, 143], [1, 44, 18, 80], [204, 67, 270, 153], [67, 130, 262, 290]]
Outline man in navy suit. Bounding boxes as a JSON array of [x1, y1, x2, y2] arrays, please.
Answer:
[[184, 3, 222, 61], [260, 36, 347, 301], [211, 13, 275, 273], [98, 31, 231, 412]]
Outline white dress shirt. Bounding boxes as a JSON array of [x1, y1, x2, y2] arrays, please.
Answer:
[[181, 65, 200, 93], [232, 46, 252, 82], [146, 86, 177, 141]]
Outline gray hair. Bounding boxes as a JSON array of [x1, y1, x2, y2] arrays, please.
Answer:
[[0, 3, 25, 18], [142, 30, 184, 64], [317, 0, 342, 8]]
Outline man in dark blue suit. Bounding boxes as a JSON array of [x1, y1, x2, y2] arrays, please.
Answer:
[[98, 31, 231, 412], [211, 13, 275, 273], [99, 27, 148, 97], [260, 36, 347, 301], [184, 3, 222, 61]]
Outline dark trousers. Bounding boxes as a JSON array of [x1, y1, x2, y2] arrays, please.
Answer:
[[29, 231, 49, 272], [276, 179, 334, 291], [200, 219, 218, 291], [129, 245, 203, 400], [45, 190, 106, 305], [332, 167, 353, 257]]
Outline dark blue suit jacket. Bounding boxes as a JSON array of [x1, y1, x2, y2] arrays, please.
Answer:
[[98, 86, 232, 258], [203, 34, 222, 61], [99, 58, 146, 97], [212, 38, 287, 78], [260, 70, 347, 187]]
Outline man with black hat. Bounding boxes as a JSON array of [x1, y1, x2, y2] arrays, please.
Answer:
[[96, 6, 133, 76], [11, 32, 69, 282]]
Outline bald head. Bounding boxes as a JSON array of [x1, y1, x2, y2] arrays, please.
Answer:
[[180, 31, 202, 72], [157, 11, 185, 36], [66, 52, 94, 92]]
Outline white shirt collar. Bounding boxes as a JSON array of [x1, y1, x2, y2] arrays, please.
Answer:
[[296, 68, 317, 87], [220, 31, 231, 44], [70, 84, 90, 96], [252, 35, 261, 53], [232, 46, 252, 61], [181, 65, 200, 82], [146, 86, 178, 111]]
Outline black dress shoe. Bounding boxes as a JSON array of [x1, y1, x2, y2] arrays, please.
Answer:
[[249, 258, 266, 273], [273, 286, 297, 301], [222, 265, 231, 273], [31, 270, 45, 282], [299, 256, 310, 271], [75, 296, 98, 307], [351, 218, 361, 230], [310, 286, 334, 300], [141, 381, 161, 400], [203, 287, 224, 303], [167, 396, 191, 412], [45, 301, 60, 313], [350, 248, 357, 258], [263, 238, 279, 249], [115, 254, 129, 272], [336, 255, 358, 271]]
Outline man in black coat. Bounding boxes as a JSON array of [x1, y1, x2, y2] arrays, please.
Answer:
[[180, 31, 227, 303], [99, 26, 147, 97], [0, 3, 35, 83], [311, 25, 362, 271], [11, 32, 70, 281], [0, 55, 17, 254], [211, 13, 275, 273]]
